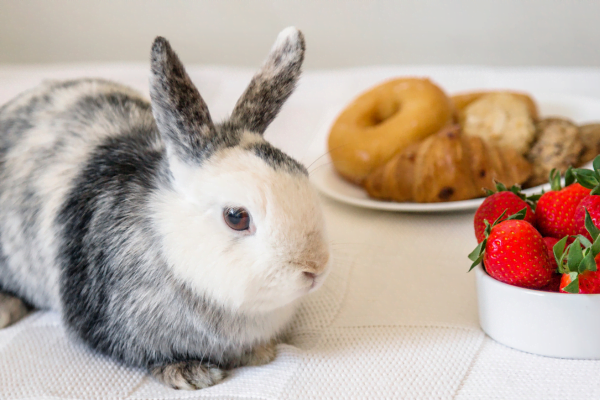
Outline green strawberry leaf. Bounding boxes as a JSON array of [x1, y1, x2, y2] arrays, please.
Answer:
[[484, 188, 495, 196], [468, 239, 487, 271], [567, 238, 584, 273], [575, 235, 593, 248], [549, 168, 562, 191], [526, 194, 542, 202], [592, 234, 600, 259], [593, 155, 600, 176], [483, 219, 492, 238], [565, 166, 576, 187], [506, 207, 527, 221], [589, 254, 597, 272], [553, 236, 569, 273], [495, 181, 508, 192], [468, 255, 484, 271], [574, 169, 600, 190], [491, 209, 508, 227], [591, 186, 600, 196], [579, 249, 597, 273], [563, 274, 580, 293], [585, 208, 600, 241], [525, 195, 541, 211], [508, 184, 527, 201], [468, 240, 485, 262]]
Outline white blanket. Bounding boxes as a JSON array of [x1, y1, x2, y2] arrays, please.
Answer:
[[2, 64, 600, 399]]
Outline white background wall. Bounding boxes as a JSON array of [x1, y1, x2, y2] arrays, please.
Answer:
[[1, 0, 600, 68]]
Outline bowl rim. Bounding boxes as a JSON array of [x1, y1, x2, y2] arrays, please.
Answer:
[[474, 264, 600, 297]]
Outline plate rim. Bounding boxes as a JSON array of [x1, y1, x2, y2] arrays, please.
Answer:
[[311, 164, 552, 212]]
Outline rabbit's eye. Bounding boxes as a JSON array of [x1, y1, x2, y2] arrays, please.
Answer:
[[223, 207, 251, 231]]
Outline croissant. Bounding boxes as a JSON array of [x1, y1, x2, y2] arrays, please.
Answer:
[[363, 125, 533, 203]]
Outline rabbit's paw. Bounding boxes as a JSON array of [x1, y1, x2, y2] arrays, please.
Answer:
[[0, 292, 29, 329], [239, 341, 277, 367], [150, 361, 226, 390]]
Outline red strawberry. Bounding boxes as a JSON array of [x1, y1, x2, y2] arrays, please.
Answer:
[[538, 237, 564, 292], [560, 269, 600, 294], [535, 169, 590, 238], [479, 219, 553, 289], [474, 183, 536, 243], [573, 196, 600, 242], [543, 237, 560, 271], [540, 273, 562, 292], [571, 157, 600, 241]]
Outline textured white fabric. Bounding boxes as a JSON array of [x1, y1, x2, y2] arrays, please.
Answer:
[[2, 64, 600, 399], [455, 337, 600, 400]]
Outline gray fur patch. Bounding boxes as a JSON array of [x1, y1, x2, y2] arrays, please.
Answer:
[[229, 29, 305, 134], [149, 37, 218, 163], [247, 141, 307, 175]]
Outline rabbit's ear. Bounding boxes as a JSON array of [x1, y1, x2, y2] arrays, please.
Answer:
[[150, 37, 215, 162], [230, 27, 305, 135]]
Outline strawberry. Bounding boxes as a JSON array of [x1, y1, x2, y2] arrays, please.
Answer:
[[560, 269, 600, 294], [473, 182, 536, 243], [572, 156, 600, 241], [543, 237, 560, 270], [468, 210, 554, 289], [536, 168, 590, 238], [540, 273, 562, 292], [539, 237, 562, 292], [554, 208, 600, 294], [573, 196, 600, 241]]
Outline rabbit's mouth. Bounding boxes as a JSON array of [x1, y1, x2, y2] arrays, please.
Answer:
[[306, 269, 329, 293], [303, 271, 317, 289]]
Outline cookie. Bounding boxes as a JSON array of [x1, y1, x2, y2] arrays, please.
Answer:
[[579, 123, 600, 165], [526, 118, 583, 187]]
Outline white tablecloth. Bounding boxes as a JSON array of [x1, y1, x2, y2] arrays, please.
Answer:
[[2, 64, 600, 399]]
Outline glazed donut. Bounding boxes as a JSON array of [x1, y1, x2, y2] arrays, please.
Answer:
[[328, 78, 453, 184]]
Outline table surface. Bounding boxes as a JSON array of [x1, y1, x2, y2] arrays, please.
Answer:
[[1, 64, 600, 399]]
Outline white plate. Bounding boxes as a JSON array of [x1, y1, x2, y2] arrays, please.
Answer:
[[311, 93, 600, 212]]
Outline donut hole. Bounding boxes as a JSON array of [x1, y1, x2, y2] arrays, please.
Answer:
[[363, 100, 401, 127]]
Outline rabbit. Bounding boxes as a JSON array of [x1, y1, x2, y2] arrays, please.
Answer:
[[0, 26, 331, 390]]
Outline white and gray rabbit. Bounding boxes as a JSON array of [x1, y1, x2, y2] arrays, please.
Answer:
[[0, 27, 330, 390]]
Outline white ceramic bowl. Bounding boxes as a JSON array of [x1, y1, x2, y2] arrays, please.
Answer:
[[475, 265, 600, 359]]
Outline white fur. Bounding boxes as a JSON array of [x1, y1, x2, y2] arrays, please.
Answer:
[[151, 134, 331, 316]]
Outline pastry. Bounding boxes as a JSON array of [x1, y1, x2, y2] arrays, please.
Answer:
[[363, 125, 532, 203], [328, 78, 453, 184]]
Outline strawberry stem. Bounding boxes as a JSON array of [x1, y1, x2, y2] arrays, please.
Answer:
[[549, 166, 576, 192], [549, 168, 562, 191]]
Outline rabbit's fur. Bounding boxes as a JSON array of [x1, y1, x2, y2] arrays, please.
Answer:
[[0, 27, 330, 389]]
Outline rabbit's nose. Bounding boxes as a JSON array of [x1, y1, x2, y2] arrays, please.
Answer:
[[303, 271, 317, 281], [302, 260, 322, 275]]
